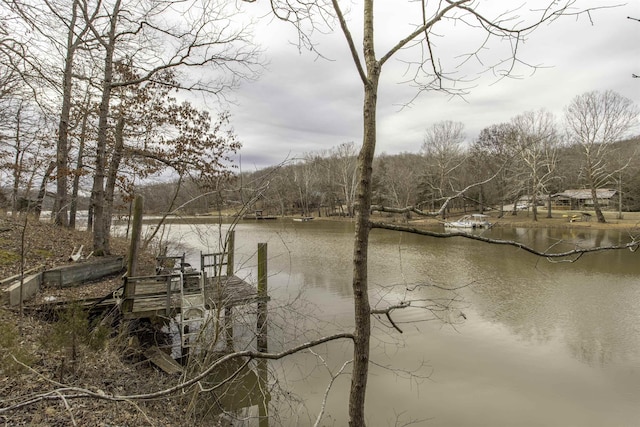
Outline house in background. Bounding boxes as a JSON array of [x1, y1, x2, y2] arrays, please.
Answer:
[[551, 189, 617, 210], [515, 194, 549, 209]]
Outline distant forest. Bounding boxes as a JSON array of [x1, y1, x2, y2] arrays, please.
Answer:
[[132, 133, 640, 218]]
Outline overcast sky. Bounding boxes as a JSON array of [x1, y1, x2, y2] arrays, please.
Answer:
[[225, 1, 640, 170]]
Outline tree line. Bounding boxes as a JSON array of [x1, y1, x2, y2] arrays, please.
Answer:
[[0, 0, 259, 254], [136, 93, 639, 223]]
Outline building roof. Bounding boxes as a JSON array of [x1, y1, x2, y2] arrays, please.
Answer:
[[553, 189, 617, 199]]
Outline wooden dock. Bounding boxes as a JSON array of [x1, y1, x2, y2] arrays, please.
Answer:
[[14, 227, 271, 420], [122, 273, 265, 319], [243, 209, 277, 220]]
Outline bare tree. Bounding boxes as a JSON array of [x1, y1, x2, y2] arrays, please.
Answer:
[[68, 88, 94, 229], [564, 90, 639, 223], [470, 123, 520, 216], [291, 157, 319, 217], [511, 109, 560, 221], [52, 0, 97, 227], [0, 94, 53, 217], [332, 142, 359, 217], [1, 0, 100, 226], [374, 152, 422, 215], [82, 0, 261, 255], [421, 120, 466, 218]]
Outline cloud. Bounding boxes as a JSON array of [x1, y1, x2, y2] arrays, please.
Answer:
[[230, 1, 640, 169]]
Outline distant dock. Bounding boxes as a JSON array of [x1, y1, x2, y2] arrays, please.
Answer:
[[243, 210, 277, 220]]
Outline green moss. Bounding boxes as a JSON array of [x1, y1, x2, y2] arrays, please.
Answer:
[[0, 249, 19, 266], [32, 249, 53, 258]]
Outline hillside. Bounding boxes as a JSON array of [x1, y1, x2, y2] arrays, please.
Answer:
[[0, 216, 200, 426]]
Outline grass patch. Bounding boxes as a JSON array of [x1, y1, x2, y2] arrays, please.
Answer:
[[0, 249, 19, 266], [32, 249, 53, 258]]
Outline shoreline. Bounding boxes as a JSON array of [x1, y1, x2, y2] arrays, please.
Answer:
[[138, 210, 640, 232], [404, 214, 640, 231]]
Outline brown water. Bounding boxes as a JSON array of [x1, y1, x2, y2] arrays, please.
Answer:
[[161, 219, 640, 426]]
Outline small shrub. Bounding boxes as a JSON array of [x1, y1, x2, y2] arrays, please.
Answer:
[[0, 322, 35, 375], [43, 304, 111, 377]]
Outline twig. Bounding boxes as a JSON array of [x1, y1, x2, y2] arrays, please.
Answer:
[[310, 350, 352, 427], [371, 302, 411, 333], [0, 333, 355, 414], [53, 391, 77, 427]]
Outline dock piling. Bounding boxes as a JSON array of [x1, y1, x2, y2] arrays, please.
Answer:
[[257, 242, 269, 426]]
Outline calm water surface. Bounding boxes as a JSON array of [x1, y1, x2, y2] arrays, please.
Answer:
[[157, 219, 640, 426]]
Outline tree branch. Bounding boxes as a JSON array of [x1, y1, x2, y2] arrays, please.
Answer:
[[371, 301, 411, 333], [0, 333, 355, 414], [370, 221, 640, 260]]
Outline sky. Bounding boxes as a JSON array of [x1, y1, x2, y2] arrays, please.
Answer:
[[224, 0, 640, 170]]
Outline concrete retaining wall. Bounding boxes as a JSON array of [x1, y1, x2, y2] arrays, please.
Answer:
[[42, 256, 124, 288], [3, 273, 43, 306]]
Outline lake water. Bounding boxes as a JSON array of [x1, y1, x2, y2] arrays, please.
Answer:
[[152, 219, 640, 426]]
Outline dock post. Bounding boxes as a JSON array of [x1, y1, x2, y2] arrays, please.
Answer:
[[257, 243, 269, 427], [257, 243, 268, 352], [257, 243, 270, 427], [224, 231, 235, 350], [123, 195, 143, 314], [126, 194, 144, 277], [225, 306, 234, 351], [226, 231, 235, 277]]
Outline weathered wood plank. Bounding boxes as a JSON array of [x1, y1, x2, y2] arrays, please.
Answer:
[[144, 346, 183, 375], [121, 273, 264, 318]]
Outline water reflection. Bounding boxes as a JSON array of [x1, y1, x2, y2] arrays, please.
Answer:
[[451, 227, 640, 367], [154, 219, 640, 425]]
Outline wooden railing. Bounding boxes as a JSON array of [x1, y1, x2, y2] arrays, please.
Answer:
[[122, 272, 202, 318]]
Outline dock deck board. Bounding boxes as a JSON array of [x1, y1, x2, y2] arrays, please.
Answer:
[[122, 275, 263, 319], [25, 274, 263, 319]]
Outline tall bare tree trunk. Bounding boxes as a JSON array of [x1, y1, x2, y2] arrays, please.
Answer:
[[10, 104, 22, 216], [590, 186, 606, 223], [69, 106, 88, 229], [617, 175, 623, 220], [585, 158, 607, 223], [349, 2, 377, 424], [103, 116, 125, 250], [35, 161, 56, 220], [54, 0, 82, 228], [91, 0, 120, 254]]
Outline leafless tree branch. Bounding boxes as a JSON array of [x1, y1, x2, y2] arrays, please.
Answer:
[[0, 333, 354, 414], [370, 221, 639, 260]]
